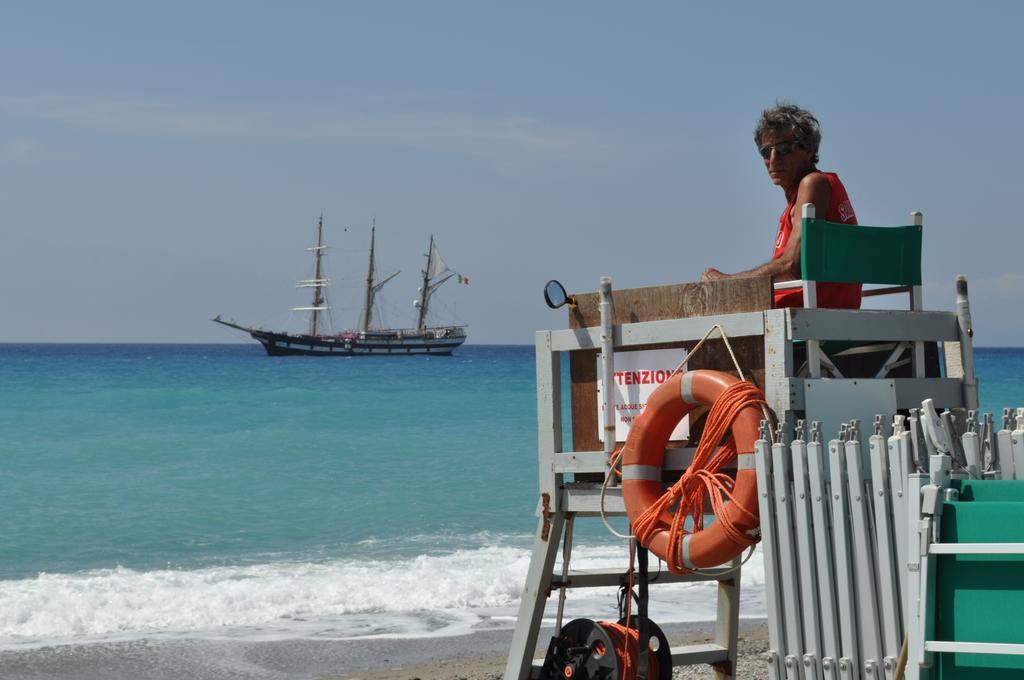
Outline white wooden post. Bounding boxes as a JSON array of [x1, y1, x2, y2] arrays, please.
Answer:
[[953, 274, 978, 409], [504, 331, 567, 680], [714, 558, 742, 680], [599, 277, 616, 458], [911, 212, 926, 378], [802, 203, 821, 378]]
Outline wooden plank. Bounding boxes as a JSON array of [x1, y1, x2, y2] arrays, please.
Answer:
[[552, 567, 735, 588], [778, 377, 964, 413], [550, 311, 767, 352], [553, 448, 738, 475], [567, 278, 772, 453], [789, 308, 959, 342], [568, 277, 774, 328], [561, 486, 625, 515], [618, 312, 767, 348], [891, 378, 966, 409], [535, 331, 561, 500], [669, 644, 731, 666]]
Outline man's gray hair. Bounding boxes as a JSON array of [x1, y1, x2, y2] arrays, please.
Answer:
[[755, 104, 821, 163]]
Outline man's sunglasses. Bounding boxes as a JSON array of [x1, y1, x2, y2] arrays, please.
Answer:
[[758, 140, 802, 159]]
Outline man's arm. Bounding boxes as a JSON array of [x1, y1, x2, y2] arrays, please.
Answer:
[[701, 173, 832, 282]]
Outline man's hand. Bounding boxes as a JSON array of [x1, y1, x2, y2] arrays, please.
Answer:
[[701, 268, 728, 281]]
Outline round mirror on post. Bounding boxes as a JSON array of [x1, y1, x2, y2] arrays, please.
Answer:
[[543, 280, 576, 309]]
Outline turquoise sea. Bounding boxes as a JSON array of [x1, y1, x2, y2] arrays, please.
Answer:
[[0, 344, 1021, 674]]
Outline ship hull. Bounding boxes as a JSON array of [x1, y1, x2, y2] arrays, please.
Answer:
[[249, 328, 467, 357]]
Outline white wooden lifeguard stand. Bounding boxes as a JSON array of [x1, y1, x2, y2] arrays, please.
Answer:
[[504, 206, 979, 680]]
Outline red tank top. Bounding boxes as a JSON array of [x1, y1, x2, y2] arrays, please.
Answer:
[[772, 171, 861, 309]]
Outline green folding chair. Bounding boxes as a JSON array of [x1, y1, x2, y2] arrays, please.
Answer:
[[773, 203, 925, 378]]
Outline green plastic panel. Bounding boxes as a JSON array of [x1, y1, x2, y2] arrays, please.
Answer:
[[800, 219, 923, 285], [956, 480, 1024, 502], [935, 489, 1024, 678]]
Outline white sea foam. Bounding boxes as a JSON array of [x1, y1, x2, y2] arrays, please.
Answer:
[[0, 542, 765, 649]]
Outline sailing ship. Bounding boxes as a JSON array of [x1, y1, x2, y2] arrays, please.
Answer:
[[214, 216, 467, 356]]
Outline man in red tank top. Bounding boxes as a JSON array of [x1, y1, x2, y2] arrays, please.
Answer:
[[701, 104, 860, 309]]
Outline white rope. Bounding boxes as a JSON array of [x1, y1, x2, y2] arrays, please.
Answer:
[[674, 324, 774, 426], [668, 323, 745, 380], [600, 448, 634, 539]]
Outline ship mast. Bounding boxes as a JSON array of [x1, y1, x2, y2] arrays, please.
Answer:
[[362, 219, 377, 332], [310, 216, 325, 335], [293, 215, 330, 336], [360, 219, 399, 332], [416, 234, 454, 333]]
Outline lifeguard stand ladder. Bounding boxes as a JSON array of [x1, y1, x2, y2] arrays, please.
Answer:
[[504, 257, 977, 679]]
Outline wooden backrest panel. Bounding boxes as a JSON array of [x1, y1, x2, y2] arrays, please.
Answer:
[[567, 277, 773, 452]]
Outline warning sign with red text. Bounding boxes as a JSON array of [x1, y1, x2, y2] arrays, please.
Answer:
[[596, 348, 689, 442]]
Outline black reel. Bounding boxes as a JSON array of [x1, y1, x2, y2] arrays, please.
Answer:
[[539, 619, 618, 680], [538, 617, 672, 680]]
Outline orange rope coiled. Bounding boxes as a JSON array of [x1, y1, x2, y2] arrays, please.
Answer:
[[631, 380, 766, 574], [598, 621, 659, 680]]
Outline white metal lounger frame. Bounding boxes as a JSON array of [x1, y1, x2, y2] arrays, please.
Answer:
[[904, 446, 1024, 679]]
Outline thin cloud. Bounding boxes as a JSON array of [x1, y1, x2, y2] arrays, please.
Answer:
[[923, 271, 1023, 302], [0, 91, 596, 160], [924, 272, 1024, 293], [970, 271, 1024, 295], [0, 137, 37, 160]]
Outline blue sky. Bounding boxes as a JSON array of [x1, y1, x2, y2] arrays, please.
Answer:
[[2, 2, 1022, 345]]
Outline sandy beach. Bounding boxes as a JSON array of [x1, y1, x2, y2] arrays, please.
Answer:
[[0, 620, 768, 680]]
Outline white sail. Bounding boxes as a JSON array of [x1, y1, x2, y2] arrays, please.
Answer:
[[427, 241, 450, 280]]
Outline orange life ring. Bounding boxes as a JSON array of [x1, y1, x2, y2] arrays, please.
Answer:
[[620, 369, 763, 572]]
